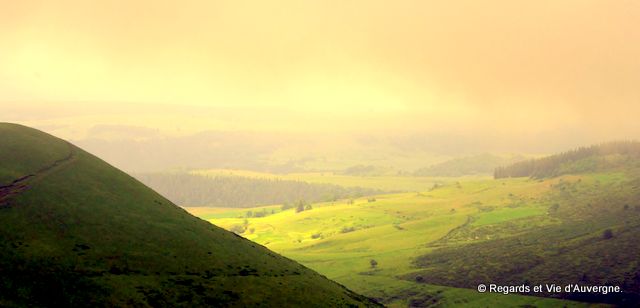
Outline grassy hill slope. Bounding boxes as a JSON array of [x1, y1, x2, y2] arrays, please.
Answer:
[[408, 173, 640, 306], [0, 123, 378, 307], [0, 124, 71, 185]]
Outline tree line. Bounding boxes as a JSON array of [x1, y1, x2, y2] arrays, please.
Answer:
[[494, 141, 640, 179], [134, 172, 382, 207], [414, 153, 526, 177]]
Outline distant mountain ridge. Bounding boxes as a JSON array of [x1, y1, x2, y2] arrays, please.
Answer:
[[495, 141, 640, 178]]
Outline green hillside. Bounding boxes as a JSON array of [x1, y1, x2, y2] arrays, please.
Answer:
[[407, 175, 640, 305], [0, 123, 379, 307], [0, 123, 71, 185]]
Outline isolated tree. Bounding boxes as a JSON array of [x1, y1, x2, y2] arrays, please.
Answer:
[[296, 204, 305, 213], [370, 259, 378, 269], [305, 204, 313, 211], [245, 210, 253, 218], [230, 225, 245, 234]]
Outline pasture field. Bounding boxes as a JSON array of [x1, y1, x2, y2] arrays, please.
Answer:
[[185, 173, 612, 306]]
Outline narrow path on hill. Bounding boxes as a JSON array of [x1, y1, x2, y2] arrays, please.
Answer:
[[0, 142, 77, 206]]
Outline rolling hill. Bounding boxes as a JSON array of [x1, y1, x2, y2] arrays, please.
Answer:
[[0, 123, 379, 307]]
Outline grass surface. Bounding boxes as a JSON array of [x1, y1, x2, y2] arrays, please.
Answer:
[[0, 124, 71, 185]]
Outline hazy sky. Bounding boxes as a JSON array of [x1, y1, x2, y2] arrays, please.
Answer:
[[2, 1, 640, 143]]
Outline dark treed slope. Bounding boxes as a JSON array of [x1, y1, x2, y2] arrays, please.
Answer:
[[0, 123, 379, 307], [135, 172, 382, 208], [494, 141, 640, 179], [414, 153, 526, 177]]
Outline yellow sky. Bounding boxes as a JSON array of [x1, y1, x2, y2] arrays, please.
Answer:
[[1, 0, 640, 139]]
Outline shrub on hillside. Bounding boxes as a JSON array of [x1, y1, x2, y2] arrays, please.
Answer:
[[341, 226, 356, 233]]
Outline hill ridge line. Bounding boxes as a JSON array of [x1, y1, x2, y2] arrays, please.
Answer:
[[0, 142, 76, 206]]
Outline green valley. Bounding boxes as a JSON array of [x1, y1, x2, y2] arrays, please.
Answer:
[[189, 148, 640, 307]]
